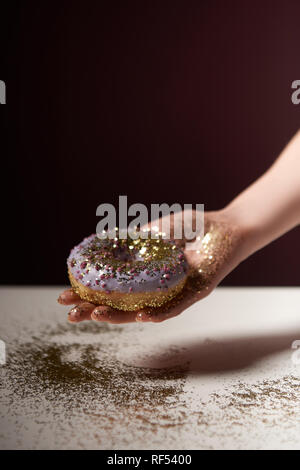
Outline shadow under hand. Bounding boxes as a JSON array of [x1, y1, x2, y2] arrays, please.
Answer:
[[144, 331, 299, 374]]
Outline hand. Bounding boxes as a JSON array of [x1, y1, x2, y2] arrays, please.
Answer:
[[58, 209, 246, 324]]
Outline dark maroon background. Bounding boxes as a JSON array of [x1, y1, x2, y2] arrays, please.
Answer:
[[1, 0, 300, 286]]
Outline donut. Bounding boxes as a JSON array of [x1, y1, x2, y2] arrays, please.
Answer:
[[67, 233, 188, 311]]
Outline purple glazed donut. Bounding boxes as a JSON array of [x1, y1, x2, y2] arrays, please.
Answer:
[[67, 233, 188, 311]]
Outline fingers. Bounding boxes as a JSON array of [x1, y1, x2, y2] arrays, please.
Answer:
[[91, 306, 137, 324], [91, 283, 206, 324], [57, 288, 81, 305], [68, 302, 96, 323], [90, 305, 181, 324], [60, 284, 208, 325], [90, 304, 182, 324], [91, 300, 188, 324]]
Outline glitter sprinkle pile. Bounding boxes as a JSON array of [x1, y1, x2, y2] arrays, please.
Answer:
[[2, 319, 300, 449], [0, 322, 188, 449]]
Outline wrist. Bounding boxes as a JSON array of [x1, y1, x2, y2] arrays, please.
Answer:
[[218, 203, 262, 261]]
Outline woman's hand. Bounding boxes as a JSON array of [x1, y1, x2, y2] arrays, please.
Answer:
[[58, 209, 247, 324], [59, 129, 300, 324]]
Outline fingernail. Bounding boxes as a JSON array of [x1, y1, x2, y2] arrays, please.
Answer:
[[135, 312, 143, 322], [92, 306, 110, 321], [136, 311, 152, 322], [57, 294, 65, 304], [69, 306, 81, 318]]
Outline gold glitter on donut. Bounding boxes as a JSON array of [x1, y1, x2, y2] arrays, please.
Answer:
[[69, 270, 187, 311], [67, 233, 189, 311]]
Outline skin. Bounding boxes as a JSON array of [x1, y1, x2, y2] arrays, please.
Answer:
[[58, 130, 300, 324]]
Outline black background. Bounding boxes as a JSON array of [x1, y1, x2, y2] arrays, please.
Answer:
[[1, 0, 300, 286]]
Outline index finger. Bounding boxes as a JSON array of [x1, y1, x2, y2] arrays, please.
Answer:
[[57, 288, 81, 305]]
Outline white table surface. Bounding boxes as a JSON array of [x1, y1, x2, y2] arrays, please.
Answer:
[[0, 286, 300, 450]]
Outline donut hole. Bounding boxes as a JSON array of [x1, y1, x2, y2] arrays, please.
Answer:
[[112, 246, 132, 262], [112, 244, 145, 264]]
